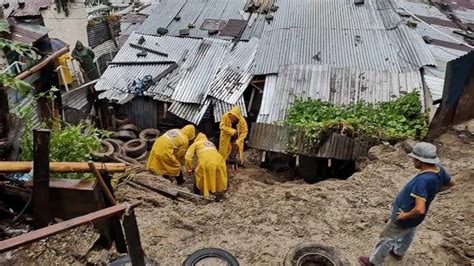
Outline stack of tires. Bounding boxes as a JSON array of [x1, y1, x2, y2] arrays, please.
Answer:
[[90, 113, 161, 163]]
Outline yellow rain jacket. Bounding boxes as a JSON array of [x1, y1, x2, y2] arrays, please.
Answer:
[[219, 106, 248, 162], [146, 125, 196, 176], [185, 133, 227, 197]]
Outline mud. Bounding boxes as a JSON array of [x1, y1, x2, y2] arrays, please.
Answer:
[[1, 128, 473, 265]]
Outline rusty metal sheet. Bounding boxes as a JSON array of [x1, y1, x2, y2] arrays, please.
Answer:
[[221, 19, 247, 37], [200, 19, 227, 31]]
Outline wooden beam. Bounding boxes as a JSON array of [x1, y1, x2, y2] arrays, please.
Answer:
[[109, 61, 175, 66], [129, 43, 168, 57], [88, 161, 117, 205], [16, 46, 70, 80], [0, 202, 140, 253], [33, 129, 51, 228], [0, 162, 127, 173], [122, 209, 146, 266]]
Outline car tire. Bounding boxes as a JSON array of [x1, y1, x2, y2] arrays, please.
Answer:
[[110, 255, 158, 266], [183, 248, 239, 266], [114, 113, 129, 127], [283, 242, 349, 266], [135, 150, 148, 162], [114, 130, 138, 142], [119, 124, 139, 135], [123, 139, 147, 158], [104, 138, 124, 153], [139, 128, 161, 150], [91, 140, 114, 162]]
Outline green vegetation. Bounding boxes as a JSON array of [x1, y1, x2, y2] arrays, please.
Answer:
[[18, 105, 109, 179], [284, 91, 428, 149]]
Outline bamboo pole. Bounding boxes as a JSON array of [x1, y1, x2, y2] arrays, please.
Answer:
[[0, 162, 126, 173]]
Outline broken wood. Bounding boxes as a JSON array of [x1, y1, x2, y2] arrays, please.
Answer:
[[129, 43, 168, 57], [88, 161, 117, 205], [122, 208, 146, 266], [0, 202, 140, 253], [32, 129, 51, 229], [16, 46, 69, 80], [129, 180, 179, 200], [0, 162, 127, 173]]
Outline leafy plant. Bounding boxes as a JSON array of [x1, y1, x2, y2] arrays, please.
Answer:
[[18, 107, 110, 179], [284, 92, 428, 150], [0, 73, 32, 95]]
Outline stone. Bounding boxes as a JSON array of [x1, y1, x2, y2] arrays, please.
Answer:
[[401, 139, 417, 153], [156, 27, 168, 35]]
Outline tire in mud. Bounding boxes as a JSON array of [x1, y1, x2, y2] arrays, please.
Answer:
[[90, 140, 114, 162], [114, 113, 129, 127], [114, 130, 138, 142], [283, 242, 349, 266], [139, 128, 161, 150], [123, 139, 147, 158], [119, 124, 139, 135], [183, 248, 239, 266]]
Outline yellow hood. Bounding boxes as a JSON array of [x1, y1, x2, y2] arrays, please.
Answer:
[[230, 106, 242, 119], [181, 125, 196, 141], [194, 133, 207, 142]]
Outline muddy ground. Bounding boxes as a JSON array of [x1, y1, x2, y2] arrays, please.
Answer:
[[1, 126, 473, 265]]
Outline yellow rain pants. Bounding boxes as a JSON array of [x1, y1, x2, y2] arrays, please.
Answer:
[[146, 125, 195, 176], [185, 133, 227, 197], [219, 106, 248, 162]]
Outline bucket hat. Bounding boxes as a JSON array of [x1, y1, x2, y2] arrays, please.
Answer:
[[408, 142, 440, 164]]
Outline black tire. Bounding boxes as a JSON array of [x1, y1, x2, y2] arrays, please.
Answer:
[[114, 130, 138, 142], [183, 248, 239, 266], [110, 255, 158, 266], [103, 138, 124, 153], [139, 128, 161, 150], [119, 124, 139, 135], [91, 140, 114, 162], [283, 242, 349, 266], [114, 113, 129, 127], [135, 150, 148, 162], [123, 139, 147, 158]]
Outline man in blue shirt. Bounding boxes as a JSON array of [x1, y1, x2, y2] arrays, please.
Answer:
[[359, 142, 456, 266]]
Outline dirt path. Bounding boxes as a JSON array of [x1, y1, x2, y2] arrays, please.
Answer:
[[1, 129, 473, 265]]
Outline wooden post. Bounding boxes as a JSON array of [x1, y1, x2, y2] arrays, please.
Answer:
[[33, 129, 51, 228], [122, 208, 146, 266], [0, 87, 8, 139]]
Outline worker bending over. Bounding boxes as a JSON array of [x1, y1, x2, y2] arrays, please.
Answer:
[[185, 133, 227, 199], [147, 125, 196, 184], [219, 106, 248, 167]]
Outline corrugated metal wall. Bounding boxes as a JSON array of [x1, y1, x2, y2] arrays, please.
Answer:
[[119, 96, 158, 130]]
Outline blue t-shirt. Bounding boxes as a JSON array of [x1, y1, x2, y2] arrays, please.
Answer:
[[391, 166, 451, 228]]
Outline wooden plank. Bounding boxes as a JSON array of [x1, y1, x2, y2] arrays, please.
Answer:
[[0, 202, 139, 253], [129, 180, 178, 199], [122, 209, 146, 266], [129, 43, 168, 57], [88, 161, 117, 205], [0, 162, 127, 173], [33, 129, 51, 229]]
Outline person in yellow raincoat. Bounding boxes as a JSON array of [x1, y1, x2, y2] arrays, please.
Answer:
[[146, 125, 196, 184], [185, 133, 227, 199], [219, 106, 248, 165]]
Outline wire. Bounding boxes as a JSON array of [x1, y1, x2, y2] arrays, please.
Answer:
[[394, 1, 474, 49]]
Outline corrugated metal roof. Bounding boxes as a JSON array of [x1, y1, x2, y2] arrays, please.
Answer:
[[137, 0, 265, 40], [248, 122, 374, 159], [4, 0, 51, 17], [208, 37, 259, 104], [62, 86, 90, 110], [171, 38, 229, 104], [168, 99, 212, 125], [2, 22, 48, 45], [252, 0, 436, 75], [213, 96, 247, 122], [257, 64, 423, 124], [114, 32, 201, 64]]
